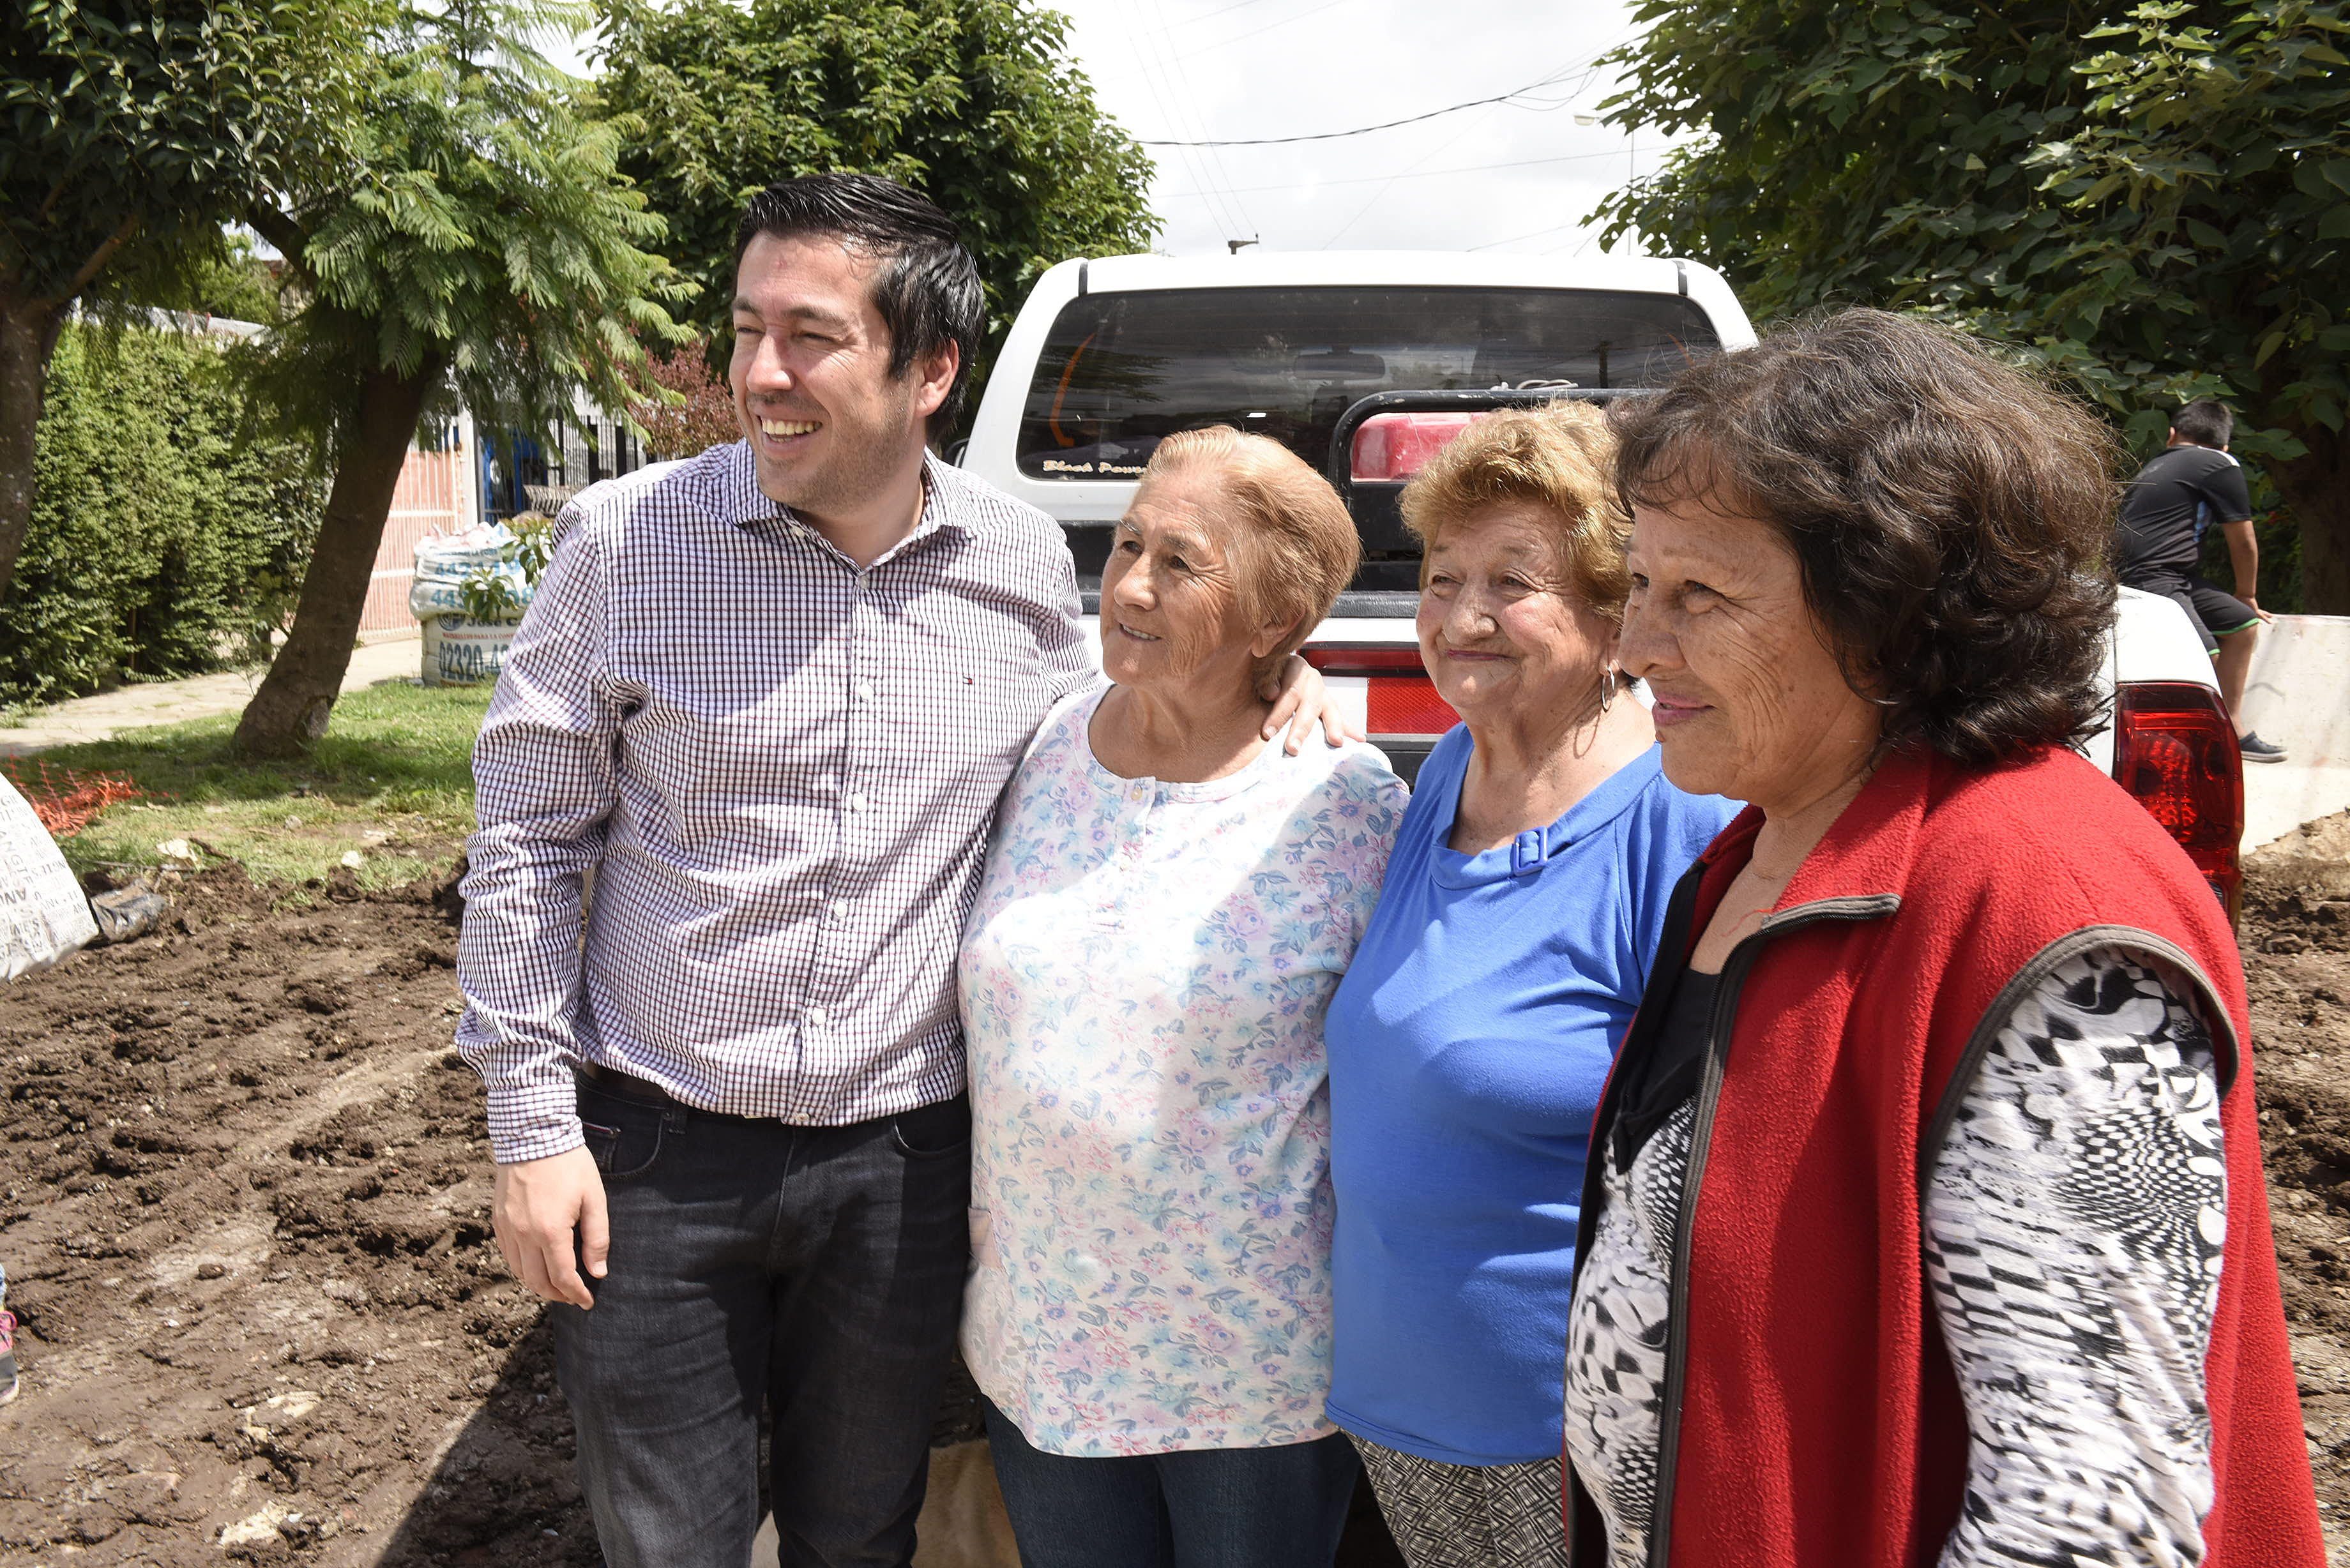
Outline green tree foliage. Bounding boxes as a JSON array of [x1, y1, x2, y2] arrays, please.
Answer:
[[3, 323, 322, 705], [0, 0, 345, 607], [1598, 0, 2350, 611], [589, 0, 1158, 410], [231, 0, 684, 753], [139, 232, 286, 326]]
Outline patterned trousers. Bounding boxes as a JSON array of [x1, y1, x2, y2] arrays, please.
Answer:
[[1349, 1435, 1568, 1568]]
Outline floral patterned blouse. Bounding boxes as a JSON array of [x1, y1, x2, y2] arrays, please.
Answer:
[[958, 685, 1407, 1457]]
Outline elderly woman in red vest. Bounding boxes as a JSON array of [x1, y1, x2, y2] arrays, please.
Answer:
[[1559, 310, 2323, 1568]]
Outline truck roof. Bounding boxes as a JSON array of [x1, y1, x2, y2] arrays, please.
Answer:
[[1058, 252, 1754, 349], [1079, 248, 1700, 289]]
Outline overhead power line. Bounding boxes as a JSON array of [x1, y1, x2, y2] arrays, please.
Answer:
[[1176, 0, 1351, 59], [1158, 144, 1643, 199], [1149, 0, 1278, 27], [1121, 0, 1257, 241], [1467, 219, 1588, 252], [1134, 60, 1610, 147], [1319, 100, 1499, 249]]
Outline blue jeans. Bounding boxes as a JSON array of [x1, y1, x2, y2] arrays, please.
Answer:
[[981, 1397, 1358, 1568], [552, 1069, 971, 1568]]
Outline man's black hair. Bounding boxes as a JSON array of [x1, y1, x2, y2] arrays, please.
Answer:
[[2171, 398, 2233, 450], [733, 173, 984, 439]]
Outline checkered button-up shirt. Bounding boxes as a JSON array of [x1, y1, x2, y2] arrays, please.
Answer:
[[455, 442, 1093, 1164]]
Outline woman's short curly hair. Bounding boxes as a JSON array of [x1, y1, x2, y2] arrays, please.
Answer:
[[1609, 308, 2123, 767], [1399, 400, 1630, 622]]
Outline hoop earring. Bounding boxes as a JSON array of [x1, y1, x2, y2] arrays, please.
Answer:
[[1599, 667, 1619, 714]]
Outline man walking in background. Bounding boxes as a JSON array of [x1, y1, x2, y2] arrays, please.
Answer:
[[455, 172, 1340, 1568], [2115, 398, 2287, 762]]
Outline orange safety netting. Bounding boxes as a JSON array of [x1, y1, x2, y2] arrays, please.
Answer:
[[0, 758, 146, 837]]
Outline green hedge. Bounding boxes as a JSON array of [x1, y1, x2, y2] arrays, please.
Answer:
[[1, 324, 323, 707]]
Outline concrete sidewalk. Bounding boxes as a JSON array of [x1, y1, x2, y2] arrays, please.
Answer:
[[0, 629, 425, 758]]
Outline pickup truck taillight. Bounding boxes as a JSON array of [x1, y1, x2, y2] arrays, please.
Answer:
[[1301, 646, 1457, 738], [2112, 681, 2244, 922], [1349, 412, 1487, 483]]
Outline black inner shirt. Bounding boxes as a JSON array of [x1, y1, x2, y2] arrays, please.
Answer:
[[1610, 965, 1721, 1174]]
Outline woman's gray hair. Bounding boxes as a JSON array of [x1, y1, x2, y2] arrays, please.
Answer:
[[1139, 427, 1361, 682]]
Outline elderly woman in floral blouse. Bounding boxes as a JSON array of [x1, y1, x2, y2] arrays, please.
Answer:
[[957, 426, 1405, 1568]]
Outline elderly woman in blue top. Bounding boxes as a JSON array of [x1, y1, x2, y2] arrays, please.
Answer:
[[1323, 403, 1737, 1568], [959, 426, 1407, 1568]]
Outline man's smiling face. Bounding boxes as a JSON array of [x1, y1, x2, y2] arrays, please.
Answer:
[[728, 230, 941, 522]]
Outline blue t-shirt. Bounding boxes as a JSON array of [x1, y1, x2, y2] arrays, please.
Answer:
[[1323, 729, 1738, 1465]]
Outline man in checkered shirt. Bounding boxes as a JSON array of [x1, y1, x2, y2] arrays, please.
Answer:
[[455, 175, 1342, 1567]]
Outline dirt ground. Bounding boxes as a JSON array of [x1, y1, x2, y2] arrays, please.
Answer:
[[0, 861, 591, 1567], [0, 827, 2345, 1566], [2238, 815, 2350, 1558]]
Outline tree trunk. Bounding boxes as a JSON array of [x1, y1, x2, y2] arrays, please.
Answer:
[[233, 360, 442, 755], [2271, 423, 2350, 617], [0, 289, 67, 607]]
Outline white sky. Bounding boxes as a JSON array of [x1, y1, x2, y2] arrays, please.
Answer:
[[544, 0, 1678, 260], [1044, 0, 1671, 257]]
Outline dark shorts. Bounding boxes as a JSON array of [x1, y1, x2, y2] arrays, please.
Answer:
[[2126, 569, 2259, 654]]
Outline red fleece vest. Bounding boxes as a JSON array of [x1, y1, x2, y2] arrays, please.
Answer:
[[1565, 744, 2322, 1568]]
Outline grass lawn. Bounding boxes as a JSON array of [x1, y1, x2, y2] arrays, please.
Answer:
[[17, 679, 493, 889]]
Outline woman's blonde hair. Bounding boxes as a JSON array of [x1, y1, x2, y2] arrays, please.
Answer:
[[1137, 426, 1361, 681], [1399, 401, 1630, 624]]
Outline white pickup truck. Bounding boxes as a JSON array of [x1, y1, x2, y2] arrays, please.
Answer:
[[959, 250, 2246, 916]]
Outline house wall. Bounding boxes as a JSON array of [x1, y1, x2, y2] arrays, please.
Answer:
[[361, 419, 478, 633]]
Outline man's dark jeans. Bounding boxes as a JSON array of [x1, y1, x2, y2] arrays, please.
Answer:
[[552, 1069, 971, 1568], [981, 1397, 1358, 1568]]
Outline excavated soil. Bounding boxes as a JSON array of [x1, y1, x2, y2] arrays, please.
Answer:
[[2240, 822, 2350, 1560], [0, 864, 588, 1566], [0, 839, 2344, 1565]]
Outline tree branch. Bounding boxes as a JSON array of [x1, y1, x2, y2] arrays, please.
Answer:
[[245, 202, 314, 283], [41, 214, 143, 309]]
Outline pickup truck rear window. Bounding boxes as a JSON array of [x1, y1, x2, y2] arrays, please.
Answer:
[[1015, 285, 1718, 481]]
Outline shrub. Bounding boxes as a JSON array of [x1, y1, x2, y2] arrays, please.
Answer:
[[2196, 508, 2302, 616], [628, 342, 738, 462], [2, 323, 323, 706]]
